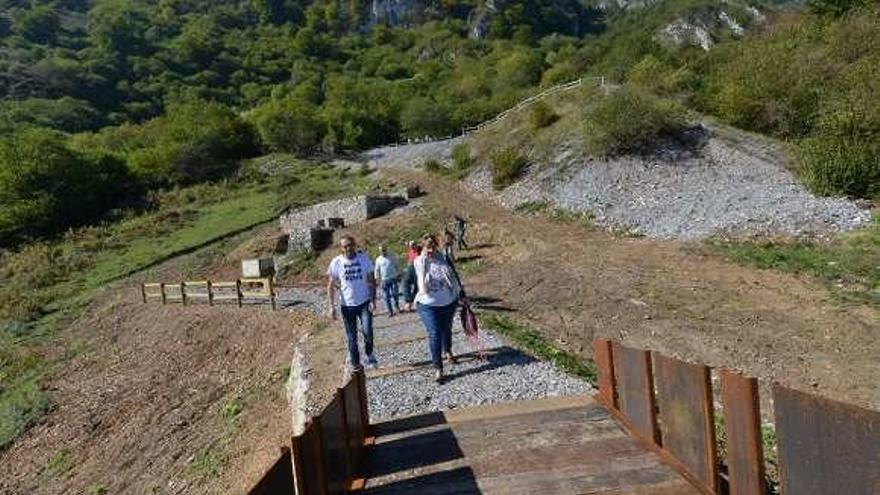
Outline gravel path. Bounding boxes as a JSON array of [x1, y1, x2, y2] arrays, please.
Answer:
[[363, 137, 464, 169], [272, 287, 592, 421], [364, 312, 593, 422]]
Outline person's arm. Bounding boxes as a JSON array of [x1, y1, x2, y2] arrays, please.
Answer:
[[326, 275, 337, 319], [364, 254, 377, 309], [367, 272, 378, 309]]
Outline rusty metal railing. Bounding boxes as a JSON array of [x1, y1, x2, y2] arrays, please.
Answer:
[[593, 338, 880, 495], [247, 370, 370, 495]]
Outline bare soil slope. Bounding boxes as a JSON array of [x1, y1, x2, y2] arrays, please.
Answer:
[[0, 293, 317, 495]]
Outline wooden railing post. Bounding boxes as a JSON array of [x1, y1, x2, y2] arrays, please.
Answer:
[[140, 283, 147, 303], [236, 280, 242, 307], [180, 282, 187, 306], [160, 283, 167, 305], [269, 278, 276, 310], [207, 280, 214, 306]]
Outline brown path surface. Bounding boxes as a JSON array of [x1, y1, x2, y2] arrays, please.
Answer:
[[362, 395, 700, 495]]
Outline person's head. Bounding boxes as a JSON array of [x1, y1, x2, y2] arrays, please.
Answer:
[[339, 235, 357, 259], [421, 233, 439, 256], [379, 245, 387, 256]]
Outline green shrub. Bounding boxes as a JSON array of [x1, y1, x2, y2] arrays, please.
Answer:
[[251, 97, 324, 155], [798, 138, 880, 198], [451, 143, 473, 170], [491, 148, 529, 189], [627, 55, 688, 96], [528, 101, 559, 129], [421, 158, 444, 174], [128, 100, 259, 186], [583, 87, 688, 156]]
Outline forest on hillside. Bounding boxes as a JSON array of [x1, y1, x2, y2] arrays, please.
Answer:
[[0, 0, 877, 246]]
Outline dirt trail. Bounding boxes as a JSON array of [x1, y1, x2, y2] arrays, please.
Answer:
[[380, 170, 880, 412]]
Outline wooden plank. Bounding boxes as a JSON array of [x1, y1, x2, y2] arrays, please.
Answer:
[[720, 371, 764, 495], [612, 343, 660, 445], [653, 353, 718, 493]]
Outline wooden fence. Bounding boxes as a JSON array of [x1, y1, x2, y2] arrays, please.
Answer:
[[141, 277, 276, 310], [247, 370, 371, 495], [593, 339, 880, 495]]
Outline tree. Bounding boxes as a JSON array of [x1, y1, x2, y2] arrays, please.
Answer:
[[128, 100, 259, 185], [0, 128, 132, 245], [808, 0, 871, 17], [400, 98, 451, 138], [252, 96, 324, 154], [13, 5, 60, 45]]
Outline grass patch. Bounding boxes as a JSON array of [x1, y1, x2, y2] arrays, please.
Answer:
[[0, 159, 373, 449], [490, 148, 529, 189], [421, 153, 474, 181], [480, 314, 596, 382], [45, 448, 74, 478], [513, 201, 594, 230], [710, 215, 879, 305]]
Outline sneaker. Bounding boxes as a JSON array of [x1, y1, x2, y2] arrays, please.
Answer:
[[366, 355, 379, 369], [434, 369, 444, 383], [444, 352, 457, 365]]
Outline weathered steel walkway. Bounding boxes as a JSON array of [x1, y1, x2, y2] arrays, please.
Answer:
[[360, 395, 700, 495]]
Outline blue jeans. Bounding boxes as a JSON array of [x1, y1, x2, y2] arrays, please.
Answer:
[[382, 279, 400, 314], [340, 301, 374, 368], [417, 301, 457, 370]]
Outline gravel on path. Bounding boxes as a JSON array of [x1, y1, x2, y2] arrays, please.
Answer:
[[363, 312, 593, 422]]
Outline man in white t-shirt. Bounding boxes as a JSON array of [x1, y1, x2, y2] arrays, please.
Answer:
[[327, 235, 378, 370]]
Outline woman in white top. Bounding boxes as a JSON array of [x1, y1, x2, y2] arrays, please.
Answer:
[[414, 233, 462, 382]]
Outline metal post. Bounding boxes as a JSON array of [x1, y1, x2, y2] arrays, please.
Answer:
[[207, 280, 213, 306], [236, 280, 242, 308], [141, 283, 147, 304], [160, 283, 167, 305], [180, 282, 186, 306]]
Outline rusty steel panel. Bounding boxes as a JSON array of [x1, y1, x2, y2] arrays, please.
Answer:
[[612, 343, 660, 445], [320, 392, 351, 494], [720, 371, 764, 495], [774, 385, 880, 495], [343, 378, 365, 474], [653, 353, 718, 493], [293, 420, 327, 495], [593, 339, 617, 408], [356, 370, 370, 431]]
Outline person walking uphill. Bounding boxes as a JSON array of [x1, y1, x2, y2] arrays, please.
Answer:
[[414, 234, 463, 383], [374, 245, 400, 317], [327, 235, 378, 371]]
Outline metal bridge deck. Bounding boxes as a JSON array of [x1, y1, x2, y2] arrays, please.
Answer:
[[360, 395, 701, 495]]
